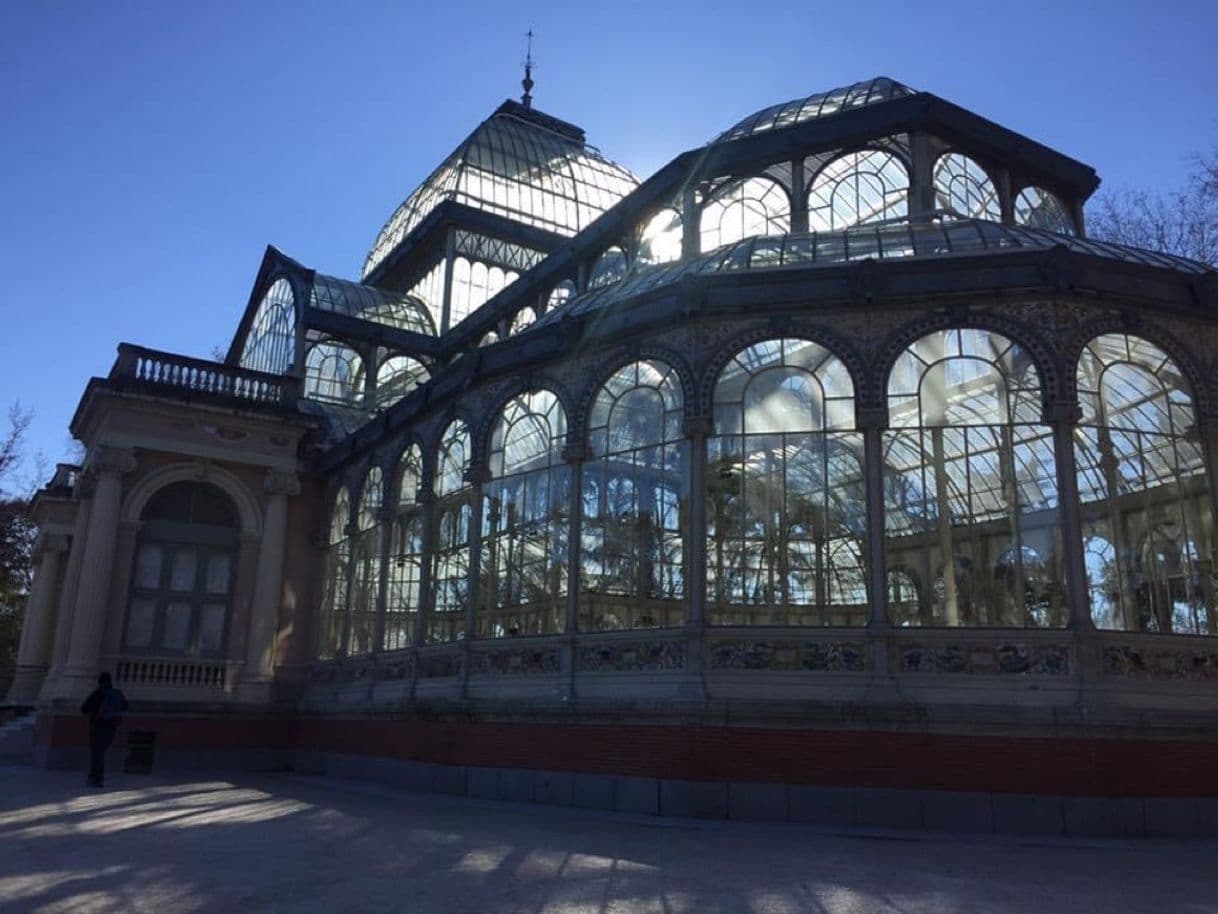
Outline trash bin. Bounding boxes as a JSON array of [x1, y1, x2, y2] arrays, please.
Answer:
[[124, 730, 157, 774]]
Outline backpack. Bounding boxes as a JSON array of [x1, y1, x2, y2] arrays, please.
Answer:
[[95, 688, 123, 722]]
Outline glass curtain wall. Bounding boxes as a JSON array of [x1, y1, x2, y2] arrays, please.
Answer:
[[430, 420, 473, 642], [386, 446, 425, 651], [348, 469, 383, 655], [581, 360, 687, 630], [707, 339, 867, 625], [481, 391, 569, 636], [318, 488, 351, 658], [1075, 333, 1216, 633], [883, 329, 1062, 626]]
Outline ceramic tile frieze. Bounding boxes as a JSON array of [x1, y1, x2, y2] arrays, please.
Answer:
[[1104, 644, 1218, 681], [578, 640, 685, 672], [706, 639, 867, 672], [897, 642, 1071, 675], [469, 647, 561, 676]]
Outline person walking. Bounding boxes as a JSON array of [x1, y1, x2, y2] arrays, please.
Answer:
[[80, 672, 128, 788]]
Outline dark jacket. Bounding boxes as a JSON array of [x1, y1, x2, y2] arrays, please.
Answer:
[[80, 686, 129, 724]]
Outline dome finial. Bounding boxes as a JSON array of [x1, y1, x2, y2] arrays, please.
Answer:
[[521, 29, 535, 108]]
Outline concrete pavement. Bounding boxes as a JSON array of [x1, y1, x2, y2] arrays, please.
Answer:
[[1, 765, 1215, 913]]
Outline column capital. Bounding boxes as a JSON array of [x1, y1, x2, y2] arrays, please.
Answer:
[[86, 445, 136, 477], [856, 405, 889, 431], [264, 470, 301, 497]]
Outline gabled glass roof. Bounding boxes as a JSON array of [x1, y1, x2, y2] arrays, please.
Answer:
[[363, 101, 640, 280], [533, 219, 1215, 329], [712, 77, 915, 144], [310, 271, 436, 336]]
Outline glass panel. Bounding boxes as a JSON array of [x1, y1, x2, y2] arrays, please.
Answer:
[[933, 152, 1000, 221], [1014, 186, 1073, 235], [198, 603, 226, 653], [162, 602, 192, 650], [700, 177, 791, 251], [134, 545, 163, 589], [125, 599, 155, 648], [239, 277, 295, 375], [170, 550, 196, 591], [808, 149, 909, 232], [204, 554, 231, 595]]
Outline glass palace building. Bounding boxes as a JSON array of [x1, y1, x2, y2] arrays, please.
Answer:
[[13, 78, 1218, 836]]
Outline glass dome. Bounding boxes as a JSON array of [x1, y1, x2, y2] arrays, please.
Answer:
[[364, 101, 639, 280], [712, 77, 915, 144]]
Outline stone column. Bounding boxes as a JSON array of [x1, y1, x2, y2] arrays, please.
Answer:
[[239, 470, 299, 703], [6, 534, 69, 704], [56, 445, 136, 698]]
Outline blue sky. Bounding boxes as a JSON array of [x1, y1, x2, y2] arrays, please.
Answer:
[[1, 0, 1215, 480]]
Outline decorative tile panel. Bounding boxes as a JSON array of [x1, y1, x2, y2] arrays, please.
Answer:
[[897, 642, 1071, 675], [1104, 644, 1218, 681], [707, 640, 866, 672], [579, 640, 685, 672], [469, 647, 561, 676]]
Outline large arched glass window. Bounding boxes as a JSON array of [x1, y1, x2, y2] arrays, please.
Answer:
[[375, 356, 428, 408], [807, 150, 909, 232], [449, 256, 521, 328], [1014, 186, 1073, 235], [884, 329, 1061, 627], [430, 420, 472, 642], [304, 342, 364, 405], [581, 360, 687, 630], [933, 153, 1000, 221], [1075, 333, 1215, 634], [481, 391, 569, 636], [386, 446, 424, 651], [124, 482, 238, 658], [708, 339, 866, 625], [589, 246, 629, 289], [318, 487, 351, 658], [700, 177, 791, 251], [240, 278, 295, 375], [348, 469, 383, 656]]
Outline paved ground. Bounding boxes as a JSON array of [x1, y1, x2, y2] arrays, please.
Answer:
[[1, 766, 1216, 914]]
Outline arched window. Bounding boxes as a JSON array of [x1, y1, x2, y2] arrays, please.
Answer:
[[637, 208, 683, 265], [887, 567, 921, 627], [318, 487, 350, 658], [509, 307, 537, 336], [700, 177, 791, 251], [482, 391, 569, 636], [582, 360, 687, 630], [304, 342, 364, 405], [589, 246, 628, 289], [884, 329, 1062, 627], [375, 355, 428, 408], [1014, 186, 1073, 235], [386, 445, 424, 651], [708, 338, 866, 625], [1075, 333, 1215, 634], [348, 468, 383, 655], [124, 482, 238, 658], [807, 150, 909, 232], [448, 257, 521, 328], [430, 420, 472, 642], [933, 153, 1000, 221], [546, 280, 576, 313], [240, 278, 295, 375]]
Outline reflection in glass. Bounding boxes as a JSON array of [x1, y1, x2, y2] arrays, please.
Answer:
[[589, 247, 628, 289], [808, 150, 909, 232], [163, 602, 191, 650], [637, 209, 683, 265], [700, 177, 791, 251], [126, 599, 155, 648], [348, 468, 383, 655], [1014, 186, 1073, 235], [1075, 333, 1215, 633], [481, 391, 569, 637], [709, 338, 867, 625], [884, 329, 1062, 627], [431, 420, 472, 642], [934, 153, 1000, 221], [375, 356, 428, 408], [582, 360, 687, 630], [304, 342, 364, 405], [386, 445, 425, 652], [318, 488, 350, 658]]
